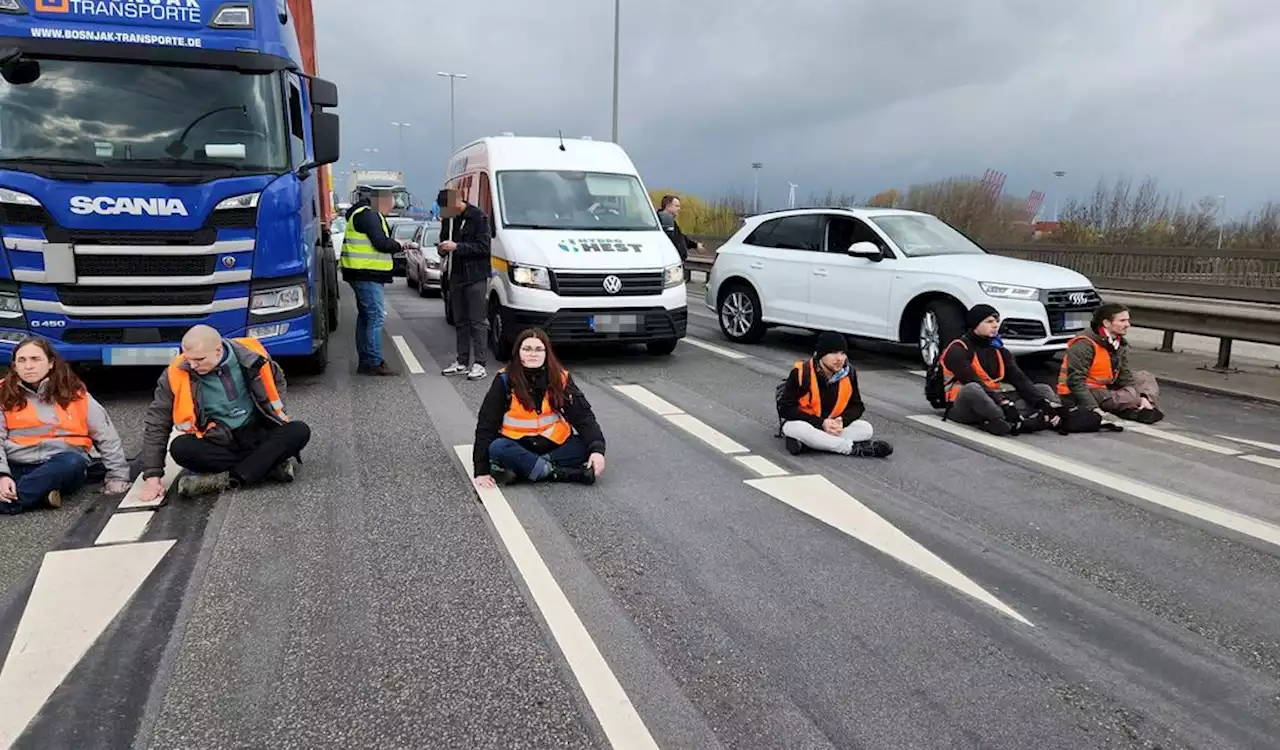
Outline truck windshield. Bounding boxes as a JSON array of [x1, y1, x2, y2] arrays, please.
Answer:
[[0, 58, 288, 173], [497, 170, 659, 231], [868, 214, 988, 257]]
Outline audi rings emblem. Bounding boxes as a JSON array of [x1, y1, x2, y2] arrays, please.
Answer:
[[1068, 291, 1088, 306], [602, 275, 623, 294]]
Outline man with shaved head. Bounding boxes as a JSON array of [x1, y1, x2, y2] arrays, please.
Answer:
[[137, 325, 311, 501]]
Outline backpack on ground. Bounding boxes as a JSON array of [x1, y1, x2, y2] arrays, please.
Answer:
[[924, 358, 949, 410], [774, 362, 811, 438]]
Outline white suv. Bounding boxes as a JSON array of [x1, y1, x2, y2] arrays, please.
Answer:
[[705, 207, 1100, 365]]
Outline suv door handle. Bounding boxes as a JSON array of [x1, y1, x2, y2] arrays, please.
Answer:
[[749, 261, 764, 269], [813, 269, 828, 276]]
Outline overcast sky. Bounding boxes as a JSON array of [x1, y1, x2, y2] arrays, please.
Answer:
[[314, 0, 1280, 217]]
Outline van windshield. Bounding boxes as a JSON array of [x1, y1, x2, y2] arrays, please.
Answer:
[[496, 170, 659, 231]]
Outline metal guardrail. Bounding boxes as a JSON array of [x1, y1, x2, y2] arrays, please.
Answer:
[[684, 239, 1280, 370]]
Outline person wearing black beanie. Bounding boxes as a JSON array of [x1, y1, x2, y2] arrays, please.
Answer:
[[939, 305, 1062, 436], [774, 332, 893, 458]]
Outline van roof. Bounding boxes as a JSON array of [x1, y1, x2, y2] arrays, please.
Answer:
[[451, 135, 639, 175]]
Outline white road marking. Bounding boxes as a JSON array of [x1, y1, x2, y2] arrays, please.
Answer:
[[1217, 435, 1280, 454], [734, 454, 789, 477], [0, 540, 174, 746], [664, 413, 749, 454], [94, 511, 154, 545], [746, 474, 1031, 626], [1118, 422, 1242, 456], [117, 431, 181, 510], [452, 446, 658, 750], [612, 384, 685, 416], [391, 334, 425, 374], [907, 369, 928, 377], [1241, 454, 1280, 470], [683, 336, 750, 360], [908, 415, 1280, 549]]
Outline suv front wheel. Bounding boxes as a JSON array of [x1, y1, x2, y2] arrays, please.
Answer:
[[718, 283, 766, 344]]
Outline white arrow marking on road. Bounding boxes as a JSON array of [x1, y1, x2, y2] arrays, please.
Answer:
[[0, 540, 175, 746], [745, 474, 1032, 626], [95, 510, 155, 545]]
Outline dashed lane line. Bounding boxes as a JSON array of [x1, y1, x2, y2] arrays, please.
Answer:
[[1117, 422, 1243, 456], [664, 414, 749, 455], [745, 474, 1032, 626], [682, 336, 750, 360], [734, 455, 788, 477], [1241, 455, 1280, 470], [391, 334, 426, 374], [1217, 435, 1280, 454], [94, 511, 155, 546], [611, 384, 683, 416], [908, 415, 1280, 550], [452, 445, 659, 750]]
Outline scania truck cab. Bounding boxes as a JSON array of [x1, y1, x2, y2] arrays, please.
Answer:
[[0, 0, 341, 372]]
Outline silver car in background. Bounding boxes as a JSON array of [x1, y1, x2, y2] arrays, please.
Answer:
[[405, 222, 442, 296]]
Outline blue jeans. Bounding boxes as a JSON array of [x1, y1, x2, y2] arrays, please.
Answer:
[[349, 279, 387, 368], [489, 436, 588, 480], [2, 450, 88, 513]]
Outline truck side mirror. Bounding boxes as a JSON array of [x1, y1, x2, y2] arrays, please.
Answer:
[[309, 77, 338, 108], [307, 112, 340, 169]]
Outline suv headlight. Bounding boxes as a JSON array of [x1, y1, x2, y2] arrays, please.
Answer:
[[215, 192, 260, 211], [250, 284, 305, 315], [979, 282, 1040, 301], [663, 263, 685, 288], [510, 263, 552, 290]]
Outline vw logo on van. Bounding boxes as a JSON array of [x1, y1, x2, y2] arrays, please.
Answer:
[[1069, 291, 1089, 306], [602, 275, 623, 294]]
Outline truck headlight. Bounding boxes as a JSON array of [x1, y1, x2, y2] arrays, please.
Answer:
[[0, 291, 23, 319], [510, 264, 551, 290], [663, 263, 685, 288], [250, 284, 305, 315], [0, 187, 41, 206], [979, 282, 1040, 301], [215, 192, 260, 211]]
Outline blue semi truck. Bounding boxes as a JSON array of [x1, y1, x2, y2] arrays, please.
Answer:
[[0, 0, 341, 372]]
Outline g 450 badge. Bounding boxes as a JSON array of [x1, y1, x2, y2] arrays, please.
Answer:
[[558, 238, 643, 253]]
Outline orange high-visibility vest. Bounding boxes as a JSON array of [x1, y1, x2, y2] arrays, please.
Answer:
[[793, 360, 851, 419], [3, 392, 92, 449], [500, 370, 572, 444], [940, 339, 1005, 402], [168, 337, 289, 437], [1056, 335, 1116, 396]]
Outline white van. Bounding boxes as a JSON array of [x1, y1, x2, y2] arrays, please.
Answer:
[[441, 135, 687, 360]]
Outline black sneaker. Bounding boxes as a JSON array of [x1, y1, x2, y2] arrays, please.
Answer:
[[784, 437, 804, 455], [980, 419, 1013, 437], [268, 457, 297, 483], [549, 465, 596, 485], [849, 440, 894, 458], [489, 463, 519, 485]]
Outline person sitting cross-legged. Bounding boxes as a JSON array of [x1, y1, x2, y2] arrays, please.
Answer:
[[776, 332, 893, 458]]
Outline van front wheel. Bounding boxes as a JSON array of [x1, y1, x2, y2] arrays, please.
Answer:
[[488, 298, 513, 361]]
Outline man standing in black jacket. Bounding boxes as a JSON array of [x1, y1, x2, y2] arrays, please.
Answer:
[[341, 190, 414, 376], [437, 187, 493, 380]]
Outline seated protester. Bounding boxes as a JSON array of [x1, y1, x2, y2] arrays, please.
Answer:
[[473, 328, 605, 488], [1058, 302, 1163, 424], [777, 332, 893, 458], [137, 325, 312, 502], [942, 304, 1062, 436], [0, 337, 131, 515]]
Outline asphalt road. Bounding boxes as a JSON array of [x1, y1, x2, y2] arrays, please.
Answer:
[[3, 281, 1280, 749]]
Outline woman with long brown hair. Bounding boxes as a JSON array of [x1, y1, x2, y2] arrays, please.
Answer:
[[472, 328, 606, 488], [1, 337, 131, 515]]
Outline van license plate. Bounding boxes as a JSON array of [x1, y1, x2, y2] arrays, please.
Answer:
[[104, 346, 179, 366], [588, 314, 641, 333], [1064, 312, 1090, 330]]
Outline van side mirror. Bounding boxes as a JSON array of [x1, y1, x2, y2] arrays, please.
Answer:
[[847, 241, 883, 261]]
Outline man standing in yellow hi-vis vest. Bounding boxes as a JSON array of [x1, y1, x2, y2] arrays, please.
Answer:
[[340, 189, 415, 376]]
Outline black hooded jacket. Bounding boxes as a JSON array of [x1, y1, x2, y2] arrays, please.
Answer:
[[942, 332, 1045, 405], [776, 358, 867, 428], [439, 203, 492, 286], [472, 367, 606, 476]]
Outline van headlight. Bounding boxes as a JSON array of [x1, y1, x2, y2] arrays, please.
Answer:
[[251, 284, 305, 315], [663, 263, 685, 288], [979, 282, 1040, 301], [510, 263, 552, 290]]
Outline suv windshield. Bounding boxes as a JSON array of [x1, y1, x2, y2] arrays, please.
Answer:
[[868, 214, 987, 257], [0, 58, 288, 173], [497, 170, 658, 230]]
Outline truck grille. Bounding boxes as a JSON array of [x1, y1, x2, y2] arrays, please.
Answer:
[[45, 226, 217, 246], [75, 255, 217, 277], [552, 271, 665, 297], [57, 286, 217, 307], [62, 327, 190, 345]]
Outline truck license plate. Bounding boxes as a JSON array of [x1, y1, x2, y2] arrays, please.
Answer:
[[588, 314, 641, 333], [1064, 312, 1091, 331], [104, 346, 180, 366]]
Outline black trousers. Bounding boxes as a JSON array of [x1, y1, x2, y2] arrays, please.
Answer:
[[169, 418, 311, 485]]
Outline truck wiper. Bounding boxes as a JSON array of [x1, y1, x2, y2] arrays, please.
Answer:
[[121, 157, 247, 171], [0, 156, 109, 168]]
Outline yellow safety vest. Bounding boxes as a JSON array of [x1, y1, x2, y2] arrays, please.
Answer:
[[339, 206, 394, 272]]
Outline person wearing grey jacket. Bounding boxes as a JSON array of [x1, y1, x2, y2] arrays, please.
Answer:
[[0, 337, 131, 515]]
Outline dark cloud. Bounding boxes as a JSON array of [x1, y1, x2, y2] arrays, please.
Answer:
[[315, 0, 1280, 215]]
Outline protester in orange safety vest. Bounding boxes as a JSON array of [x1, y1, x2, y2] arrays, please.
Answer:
[[775, 332, 892, 457], [941, 305, 1062, 436], [1058, 302, 1163, 424], [137, 325, 312, 502], [0, 337, 131, 515], [473, 328, 605, 487]]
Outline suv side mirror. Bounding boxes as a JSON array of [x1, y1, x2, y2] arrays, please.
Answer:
[[847, 241, 883, 261]]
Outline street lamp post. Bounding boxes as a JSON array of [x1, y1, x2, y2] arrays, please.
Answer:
[[391, 122, 410, 173], [611, 0, 620, 143], [751, 162, 762, 214], [436, 72, 467, 151], [1052, 170, 1065, 221], [1217, 194, 1226, 250]]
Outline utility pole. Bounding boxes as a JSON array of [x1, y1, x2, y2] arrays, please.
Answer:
[[1217, 194, 1226, 249], [391, 122, 410, 173], [436, 72, 467, 151], [611, 0, 621, 143], [751, 162, 762, 214]]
